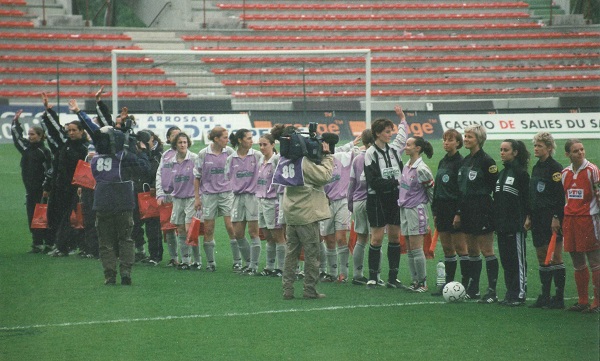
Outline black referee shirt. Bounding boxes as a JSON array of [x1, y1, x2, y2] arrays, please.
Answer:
[[530, 156, 564, 217]]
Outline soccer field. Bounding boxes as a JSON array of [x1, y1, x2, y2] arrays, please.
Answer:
[[0, 140, 598, 361]]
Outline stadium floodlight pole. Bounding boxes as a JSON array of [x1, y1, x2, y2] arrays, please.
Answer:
[[111, 50, 118, 116], [365, 51, 372, 129], [111, 48, 372, 126]]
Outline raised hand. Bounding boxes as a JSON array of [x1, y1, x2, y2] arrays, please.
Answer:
[[95, 86, 104, 101], [68, 99, 80, 113], [394, 105, 405, 122], [41, 92, 51, 109], [12, 109, 23, 124]]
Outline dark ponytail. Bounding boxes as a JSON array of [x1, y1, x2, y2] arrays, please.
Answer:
[[414, 136, 434, 159], [504, 139, 530, 169], [230, 128, 250, 149]]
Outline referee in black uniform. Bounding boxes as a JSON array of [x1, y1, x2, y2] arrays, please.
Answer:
[[431, 129, 468, 294], [454, 125, 499, 302], [526, 132, 566, 309]]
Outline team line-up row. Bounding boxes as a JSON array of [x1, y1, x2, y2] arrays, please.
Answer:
[[11, 92, 599, 309]]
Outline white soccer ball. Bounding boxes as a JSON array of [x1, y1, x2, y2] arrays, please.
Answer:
[[443, 281, 466, 303]]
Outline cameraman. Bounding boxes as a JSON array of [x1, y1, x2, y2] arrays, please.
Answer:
[[272, 125, 335, 300], [91, 126, 150, 285]]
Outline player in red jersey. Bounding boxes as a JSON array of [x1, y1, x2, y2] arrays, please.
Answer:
[[560, 139, 600, 313]]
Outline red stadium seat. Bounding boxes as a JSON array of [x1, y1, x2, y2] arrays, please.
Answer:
[[0, 44, 142, 53], [0, 79, 177, 87], [218, 2, 529, 11], [0, 9, 25, 16], [0, 0, 27, 5], [227, 86, 600, 99], [239, 12, 530, 21], [0, 66, 165, 75], [0, 20, 32, 27], [0, 54, 153, 63], [248, 23, 543, 32], [0, 32, 131, 41]]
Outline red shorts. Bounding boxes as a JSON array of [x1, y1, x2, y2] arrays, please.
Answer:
[[562, 215, 600, 253]]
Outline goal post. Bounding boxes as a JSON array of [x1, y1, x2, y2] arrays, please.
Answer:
[[111, 48, 372, 127]]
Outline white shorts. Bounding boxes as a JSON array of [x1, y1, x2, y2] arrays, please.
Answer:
[[202, 192, 233, 220], [231, 193, 258, 222], [399, 204, 429, 236], [258, 198, 282, 230], [320, 198, 350, 236], [171, 197, 196, 225], [352, 199, 370, 235]]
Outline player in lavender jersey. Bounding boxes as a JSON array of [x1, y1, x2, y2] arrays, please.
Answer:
[[157, 132, 198, 270], [256, 134, 286, 277], [320, 136, 361, 283], [348, 129, 375, 285], [155, 127, 181, 267], [398, 136, 435, 293], [226, 129, 263, 275], [193, 126, 236, 272]]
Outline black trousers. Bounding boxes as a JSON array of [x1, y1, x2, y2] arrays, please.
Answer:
[[25, 187, 50, 247], [497, 231, 527, 301], [53, 185, 83, 253], [131, 200, 163, 261]]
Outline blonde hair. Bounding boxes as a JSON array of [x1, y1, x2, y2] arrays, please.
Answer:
[[464, 124, 487, 147], [532, 132, 556, 156]]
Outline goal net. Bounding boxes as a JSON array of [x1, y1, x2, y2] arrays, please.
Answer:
[[110, 49, 373, 129]]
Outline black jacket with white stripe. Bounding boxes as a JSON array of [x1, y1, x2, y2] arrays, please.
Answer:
[[493, 160, 531, 234]]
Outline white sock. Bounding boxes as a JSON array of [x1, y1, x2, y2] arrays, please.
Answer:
[[353, 242, 366, 278], [250, 237, 261, 270], [203, 240, 216, 266], [266, 242, 276, 270], [338, 245, 349, 278], [237, 238, 251, 265], [178, 235, 190, 265], [192, 245, 201, 264], [230, 239, 241, 265], [326, 248, 338, 276]]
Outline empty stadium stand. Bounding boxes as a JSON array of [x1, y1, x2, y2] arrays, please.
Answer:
[[0, 0, 598, 104]]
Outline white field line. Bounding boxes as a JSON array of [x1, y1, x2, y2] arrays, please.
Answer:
[[0, 301, 445, 332]]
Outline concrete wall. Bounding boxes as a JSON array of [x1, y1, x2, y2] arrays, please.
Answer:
[[124, 0, 193, 28]]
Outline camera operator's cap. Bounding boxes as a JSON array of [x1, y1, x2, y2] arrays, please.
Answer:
[[136, 130, 152, 143]]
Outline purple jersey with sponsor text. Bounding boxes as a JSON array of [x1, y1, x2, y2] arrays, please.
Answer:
[[194, 144, 234, 194], [226, 148, 262, 194], [398, 157, 434, 208], [169, 151, 197, 199], [158, 148, 176, 194], [256, 153, 279, 199], [349, 151, 368, 202]]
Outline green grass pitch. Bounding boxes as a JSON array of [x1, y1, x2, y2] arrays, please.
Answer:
[[0, 139, 598, 361]]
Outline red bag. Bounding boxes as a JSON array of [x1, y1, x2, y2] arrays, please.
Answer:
[[186, 217, 201, 246], [348, 221, 357, 254], [138, 190, 160, 220], [31, 202, 48, 229], [159, 202, 177, 231], [70, 201, 84, 230], [545, 232, 558, 266], [71, 159, 96, 189], [429, 228, 439, 254]]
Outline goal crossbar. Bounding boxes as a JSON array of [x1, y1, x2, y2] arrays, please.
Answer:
[[111, 49, 372, 126]]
